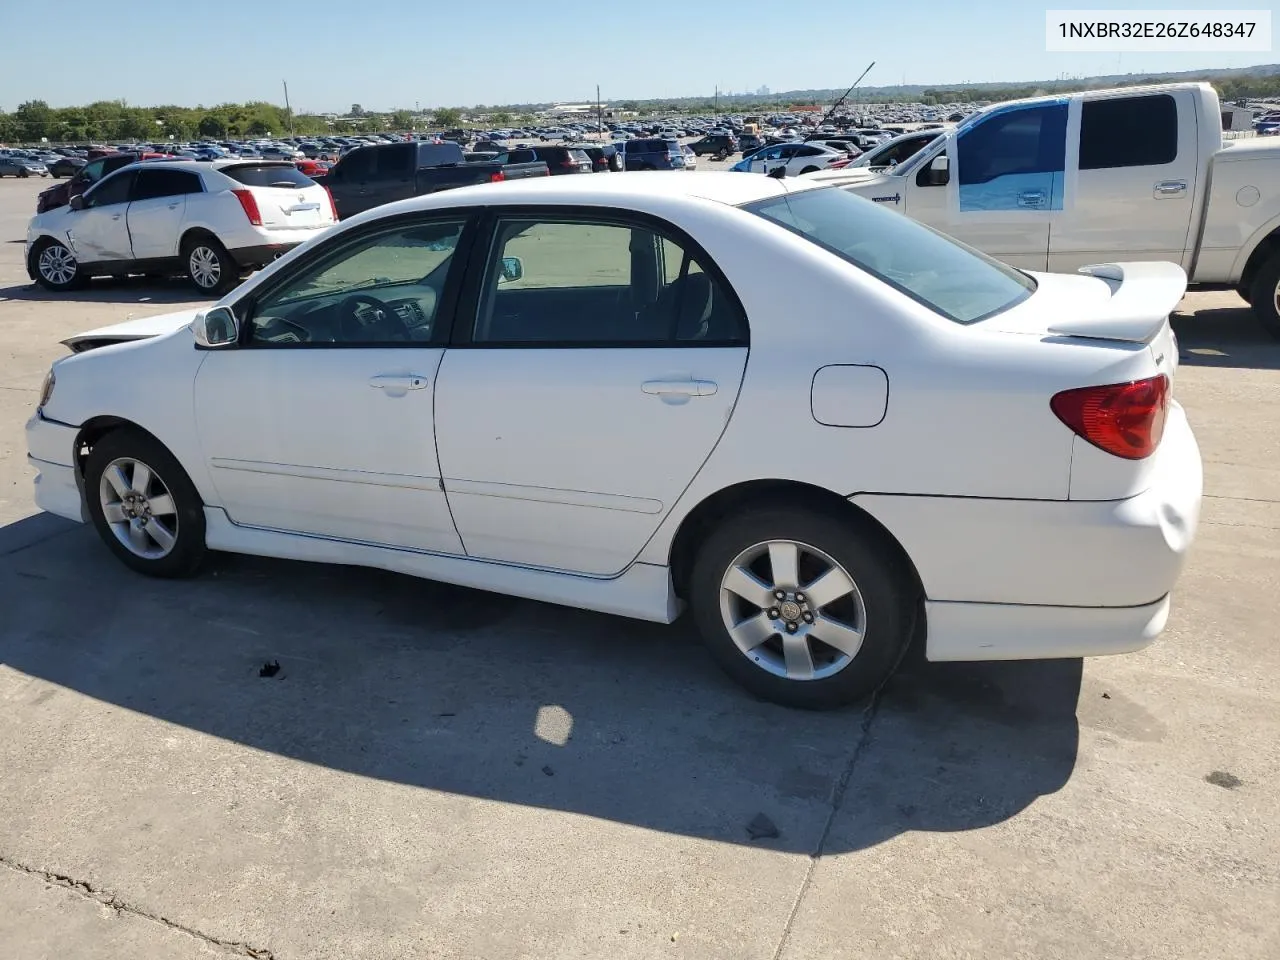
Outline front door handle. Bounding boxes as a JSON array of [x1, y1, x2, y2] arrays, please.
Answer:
[[642, 379, 718, 397], [369, 374, 429, 394], [1154, 180, 1187, 197]]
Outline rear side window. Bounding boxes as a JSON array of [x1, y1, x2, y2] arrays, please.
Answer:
[[633, 139, 665, 152], [221, 164, 314, 189], [132, 168, 202, 200], [1079, 94, 1178, 169]]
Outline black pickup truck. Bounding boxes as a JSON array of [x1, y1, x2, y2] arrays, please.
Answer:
[[319, 141, 548, 219]]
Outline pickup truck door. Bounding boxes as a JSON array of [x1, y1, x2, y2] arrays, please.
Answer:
[[370, 142, 416, 205], [327, 147, 377, 218], [1047, 90, 1200, 273], [902, 101, 1067, 271]]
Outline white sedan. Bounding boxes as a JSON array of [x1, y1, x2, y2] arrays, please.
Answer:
[[25, 174, 1202, 709], [730, 142, 846, 177]]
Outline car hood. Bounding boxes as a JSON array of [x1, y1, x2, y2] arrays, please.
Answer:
[[62, 308, 201, 352]]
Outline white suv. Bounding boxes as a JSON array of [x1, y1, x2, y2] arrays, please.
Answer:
[[26, 160, 336, 295]]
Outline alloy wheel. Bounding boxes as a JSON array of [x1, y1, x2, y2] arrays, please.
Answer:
[[37, 245, 77, 286], [189, 246, 221, 290], [98, 457, 180, 560], [718, 539, 867, 681]]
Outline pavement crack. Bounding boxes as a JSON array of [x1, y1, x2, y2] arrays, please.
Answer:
[[768, 609, 915, 960], [0, 853, 278, 959]]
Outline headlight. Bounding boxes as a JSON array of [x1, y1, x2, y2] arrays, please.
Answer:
[[38, 368, 55, 409]]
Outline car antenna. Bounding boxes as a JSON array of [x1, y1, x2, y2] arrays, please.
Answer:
[[806, 61, 876, 141]]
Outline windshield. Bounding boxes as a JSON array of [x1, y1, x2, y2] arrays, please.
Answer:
[[744, 186, 1035, 324]]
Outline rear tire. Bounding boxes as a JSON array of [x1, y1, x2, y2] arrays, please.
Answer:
[[183, 235, 236, 295], [18, 169, 29, 178], [30, 237, 83, 292], [1247, 253, 1280, 340], [689, 505, 915, 710], [84, 427, 207, 579]]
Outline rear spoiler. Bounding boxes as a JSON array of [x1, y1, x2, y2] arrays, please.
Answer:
[[1046, 262, 1187, 343]]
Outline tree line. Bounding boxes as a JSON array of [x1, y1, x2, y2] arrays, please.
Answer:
[[0, 100, 487, 145], [5, 69, 1279, 144]]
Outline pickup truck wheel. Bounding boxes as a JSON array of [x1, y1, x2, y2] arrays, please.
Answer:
[[1247, 254, 1280, 340]]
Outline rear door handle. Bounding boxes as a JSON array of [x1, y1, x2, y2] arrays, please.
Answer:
[[369, 374, 429, 393], [1154, 180, 1187, 197], [642, 379, 718, 397], [1017, 191, 1045, 208]]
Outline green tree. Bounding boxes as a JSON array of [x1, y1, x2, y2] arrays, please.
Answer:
[[491, 111, 512, 126], [433, 107, 463, 128], [198, 114, 227, 138], [350, 103, 365, 117], [16, 100, 54, 141], [391, 110, 413, 130]]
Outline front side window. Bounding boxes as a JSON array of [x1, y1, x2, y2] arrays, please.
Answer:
[[747, 187, 1035, 325], [471, 218, 745, 345], [79, 159, 107, 184], [84, 170, 136, 208], [955, 103, 1067, 211], [1079, 95, 1178, 169], [247, 220, 467, 346]]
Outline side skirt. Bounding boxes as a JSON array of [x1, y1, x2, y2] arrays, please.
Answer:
[[202, 507, 683, 624]]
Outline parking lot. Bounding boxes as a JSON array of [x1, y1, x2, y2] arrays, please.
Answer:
[[0, 171, 1277, 959]]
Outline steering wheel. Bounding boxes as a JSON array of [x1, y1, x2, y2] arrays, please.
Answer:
[[337, 293, 407, 342]]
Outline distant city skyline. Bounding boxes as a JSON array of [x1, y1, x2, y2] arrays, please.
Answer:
[[0, 0, 1271, 112]]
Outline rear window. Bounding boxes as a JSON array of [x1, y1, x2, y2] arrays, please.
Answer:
[[567, 149, 590, 163], [632, 139, 667, 152], [745, 187, 1035, 325], [220, 164, 313, 189]]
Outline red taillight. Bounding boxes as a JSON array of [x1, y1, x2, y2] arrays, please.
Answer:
[[489, 170, 505, 183], [231, 188, 262, 226], [323, 186, 338, 220], [1050, 375, 1169, 460]]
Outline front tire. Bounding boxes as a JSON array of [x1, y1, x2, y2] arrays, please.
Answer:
[[1247, 252, 1280, 340], [800, 166, 820, 175], [31, 237, 83, 292], [183, 235, 236, 295], [18, 168, 29, 178], [689, 506, 914, 710], [84, 427, 206, 578]]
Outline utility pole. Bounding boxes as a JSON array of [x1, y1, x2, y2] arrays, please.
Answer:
[[282, 80, 294, 137], [715, 85, 719, 124], [596, 84, 602, 138]]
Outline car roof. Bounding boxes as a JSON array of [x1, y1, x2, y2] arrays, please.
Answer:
[[381, 170, 817, 216]]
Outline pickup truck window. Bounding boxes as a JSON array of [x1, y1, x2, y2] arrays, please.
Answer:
[[337, 148, 375, 181], [956, 103, 1067, 212], [380, 143, 416, 178], [1079, 95, 1177, 170], [747, 186, 1035, 325]]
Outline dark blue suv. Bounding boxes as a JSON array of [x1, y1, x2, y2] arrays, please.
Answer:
[[617, 138, 686, 171]]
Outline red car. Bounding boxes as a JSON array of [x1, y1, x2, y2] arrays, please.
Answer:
[[295, 158, 332, 178], [35, 151, 176, 214]]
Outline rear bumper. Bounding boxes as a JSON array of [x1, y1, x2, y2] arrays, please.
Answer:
[[224, 225, 333, 268], [25, 412, 85, 524], [853, 404, 1201, 660], [925, 595, 1170, 661]]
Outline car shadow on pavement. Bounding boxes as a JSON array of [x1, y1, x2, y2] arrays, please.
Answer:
[[0, 514, 1081, 855], [0, 277, 210, 307], [1171, 306, 1280, 371]]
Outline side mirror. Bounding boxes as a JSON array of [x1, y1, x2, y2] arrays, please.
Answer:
[[69, 194, 86, 211], [499, 256, 524, 283], [192, 306, 239, 348], [918, 154, 949, 187]]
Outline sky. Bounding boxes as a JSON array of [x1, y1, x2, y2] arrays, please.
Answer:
[[0, 0, 1272, 112]]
